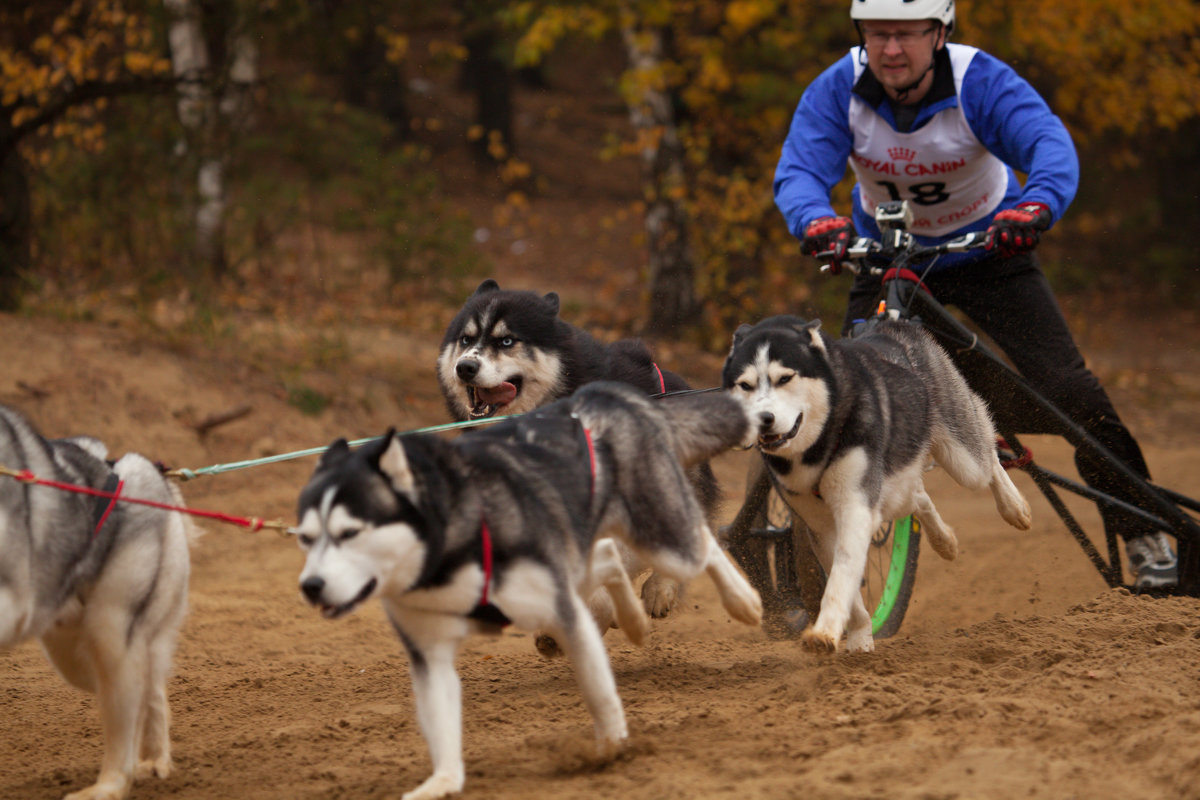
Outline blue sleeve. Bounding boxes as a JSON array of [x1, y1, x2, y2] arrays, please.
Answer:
[[959, 51, 1079, 228], [773, 54, 857, 240]]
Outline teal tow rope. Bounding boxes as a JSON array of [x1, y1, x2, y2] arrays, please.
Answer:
[[165, 415, 512, 481]]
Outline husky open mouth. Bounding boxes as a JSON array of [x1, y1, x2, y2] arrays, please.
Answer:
[[466, 380, 520, 418], [319, 578, 378, 619], [758, 413, 803, 450]]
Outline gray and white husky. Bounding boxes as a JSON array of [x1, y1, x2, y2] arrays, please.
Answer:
[[722, 316, 1031, 654], [437, 278, 717, 624], [0, 403, 192, 800], [292, 381, 762, 800]]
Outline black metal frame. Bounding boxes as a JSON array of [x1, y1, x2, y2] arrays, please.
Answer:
[[895, 278, 1200, 596]]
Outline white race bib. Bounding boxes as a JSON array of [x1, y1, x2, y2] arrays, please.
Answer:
[[848, 45, 1007, 235]]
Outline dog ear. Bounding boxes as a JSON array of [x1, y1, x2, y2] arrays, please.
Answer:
[[542, 291, 561, 315], [789, 318, 821, 334], [316, 438, 352, 471], [475, 278, 500, 295], [798, 319, 826, 351], [377, 431, 418, 499], [731, 323, 754, 349]]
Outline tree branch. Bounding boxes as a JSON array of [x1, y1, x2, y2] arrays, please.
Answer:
[[0, 74, 187, 160]]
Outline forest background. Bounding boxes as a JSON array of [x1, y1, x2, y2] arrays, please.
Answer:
[[2, 0, 1198, 357]]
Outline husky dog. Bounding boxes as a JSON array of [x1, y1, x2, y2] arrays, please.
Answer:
[[723, 316, 1031, 654], [292, 381, 762, 800], [437, 278, 714, 622], [0, 404, 192, 800], [437, 279, 688, 422]]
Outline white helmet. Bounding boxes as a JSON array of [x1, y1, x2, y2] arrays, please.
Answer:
[[850, 0, 955, 30]]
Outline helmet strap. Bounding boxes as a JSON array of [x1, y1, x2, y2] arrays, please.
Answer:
[[888, 26, 944, 104], [892, 56, 934, 103]]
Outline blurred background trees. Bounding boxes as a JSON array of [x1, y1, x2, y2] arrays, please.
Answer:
[[2, 0, 1197, 336]]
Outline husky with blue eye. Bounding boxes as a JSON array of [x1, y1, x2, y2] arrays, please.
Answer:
[[723, 316, 1031, 654], [437, 278, 718, 626], [291, 381, 762, 800]]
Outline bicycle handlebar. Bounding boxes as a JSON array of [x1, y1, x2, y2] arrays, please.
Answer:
[[816, 230, 990, 276]]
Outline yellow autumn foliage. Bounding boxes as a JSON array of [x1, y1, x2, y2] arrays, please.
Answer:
[[1, 1, 167, 154], [506, 0, 1200, 329]]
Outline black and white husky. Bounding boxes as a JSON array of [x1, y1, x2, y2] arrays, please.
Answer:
[[437, 279, 687, 422], [437, 278, 714, 623], [0, 403, 193, 800], [292, 381, 762, 800], [722, 316, 1031, 654]]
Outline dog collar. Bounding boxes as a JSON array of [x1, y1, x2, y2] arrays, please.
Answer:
[[468, 518, 512, 627]]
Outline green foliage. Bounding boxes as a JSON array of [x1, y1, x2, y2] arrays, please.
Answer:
[[30, 84, 478, 297], [230, 88, 480, 287], [286, 384, 331, 416], [29, 96, 188, 288]]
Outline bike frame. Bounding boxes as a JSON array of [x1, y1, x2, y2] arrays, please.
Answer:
[[875, 254, 1200, 596]]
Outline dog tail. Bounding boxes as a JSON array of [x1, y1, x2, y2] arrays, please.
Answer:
[[165, 479, 204, 547], [656, 391, 750, 467]]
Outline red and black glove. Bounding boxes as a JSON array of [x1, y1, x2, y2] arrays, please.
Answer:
[[986, 202, 1051, 257], [801, 215, 855, 272]]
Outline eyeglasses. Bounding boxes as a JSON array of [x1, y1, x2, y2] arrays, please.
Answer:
[[862, 26, 937, 47]]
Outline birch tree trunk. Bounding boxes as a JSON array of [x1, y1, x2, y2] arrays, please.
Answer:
[[165, 0, 257, 278], [620, 18, 697, 336]]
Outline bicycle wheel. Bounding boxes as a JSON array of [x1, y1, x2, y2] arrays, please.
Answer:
[[724, 463, 921, 641], [862, 515, 921, 639], [785, 509, 920, 640]]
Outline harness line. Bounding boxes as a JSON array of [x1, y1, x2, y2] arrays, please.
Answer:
[[92, 476, 124, 540], [164, 415, 516, 481], [0, 464, 289, 534]]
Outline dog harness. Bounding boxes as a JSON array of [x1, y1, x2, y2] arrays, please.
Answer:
[[466, 423, 598, 628], [652, 362, 666, 394], [467, 519, 512, 627], [90, 471, 124, 541]]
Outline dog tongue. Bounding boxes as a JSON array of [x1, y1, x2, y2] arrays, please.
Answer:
[[475, 382, 517, 406]]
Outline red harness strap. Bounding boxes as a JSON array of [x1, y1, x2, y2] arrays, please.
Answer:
[[479, 518, 494, 605], [996, 438, 1034, 470], [651, 362, 666, 394], [881, 267, 931, 293], [469, 519, 511, 627], [92, 476, 124, 540], [471, 424, 598, 627]]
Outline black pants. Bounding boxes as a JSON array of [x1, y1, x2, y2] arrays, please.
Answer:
[[842, 253, 1155, 542]]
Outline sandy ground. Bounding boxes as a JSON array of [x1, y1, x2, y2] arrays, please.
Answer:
[[1, 298, 1199, 800]]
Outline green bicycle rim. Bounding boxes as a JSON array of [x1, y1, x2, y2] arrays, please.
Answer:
[[871, 515, 915, 635]]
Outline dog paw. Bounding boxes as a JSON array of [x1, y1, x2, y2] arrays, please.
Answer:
[[1007, 498, 1033, 531], [135, 757, 172, 780], [534, 633, 564, 659], [800, 627, 840, 654], [927, 527, 959, 561], [618, 607, 653, 647], [639, 572, 681, 618], [402, 771, 465, 800], [845, 628, 875, 653], [64, 773, 130, 800], [594, 731, 629, 761], [723, 589, 764, 627]]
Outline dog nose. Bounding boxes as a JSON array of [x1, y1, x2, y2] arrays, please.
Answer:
[[757, 411, 775, 429], [456, 359, 479, 381], [301, 576, 325, 604]]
